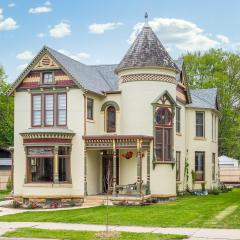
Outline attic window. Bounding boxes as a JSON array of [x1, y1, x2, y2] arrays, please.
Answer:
[[42, 72, 54, 84]]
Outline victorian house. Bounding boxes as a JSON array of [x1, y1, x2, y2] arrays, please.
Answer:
[[8, 15, 219, 205]]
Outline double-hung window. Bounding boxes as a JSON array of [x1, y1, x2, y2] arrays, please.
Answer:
[[32, 95, 42, 127], [57, 93, 67, 126], [32, 93, 67, 127], [212, 153, 216, 180], [42, 72, 54, 84], [176, 151, 181, 181], [195, 151, 205, 181], [196, 112, 205, 137], [44, 94, 54, 126], [176, 107, 181, 133], [87, 98, 94, 120]]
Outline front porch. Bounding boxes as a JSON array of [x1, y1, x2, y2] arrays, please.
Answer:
[[83, 135, 153, 199]]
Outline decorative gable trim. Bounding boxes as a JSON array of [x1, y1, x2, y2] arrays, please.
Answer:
[[7, 46, 85, 96], [152, 90, 177, 106]]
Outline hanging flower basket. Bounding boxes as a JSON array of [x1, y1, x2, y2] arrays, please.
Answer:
[[121, 151, 133, 159]]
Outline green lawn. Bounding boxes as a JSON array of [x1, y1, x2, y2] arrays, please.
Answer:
[[0, 190, 10, 201], [0, 189, 240, 228], [3, 228, 187, 240]]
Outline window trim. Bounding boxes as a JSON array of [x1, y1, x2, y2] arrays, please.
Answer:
[[176, 151, 181, 181], [212, 152, 216, 181], [196, 111, 205, 137], [87, 98, 94, 120], [176, 107, 181, 133], [41, 71, 55, 85], [106, 106, 116, 133], [56, 93, 67, 127], [31, 94, 42, 127], [44, 93, 54, 127], [195, 151, 205, 181]]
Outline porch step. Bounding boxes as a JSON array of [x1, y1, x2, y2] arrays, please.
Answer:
[[83, 195, 107, 206]]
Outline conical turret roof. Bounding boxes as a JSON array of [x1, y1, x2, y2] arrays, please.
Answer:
[[116, 15, 179, 72]]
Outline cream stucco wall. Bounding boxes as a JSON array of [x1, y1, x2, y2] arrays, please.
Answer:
[[185, 108, 218, 190], [14, 89, 86, 198]]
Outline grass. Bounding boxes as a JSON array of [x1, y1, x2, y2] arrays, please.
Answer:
[[3, 228, 187, 239], [0, 189, 240, 228], [0, 190, 10, 201]]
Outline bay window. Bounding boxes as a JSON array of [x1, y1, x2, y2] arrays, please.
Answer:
[[176, 107, 181, 133], [87, 98, 94, 120], [32, 93, 67, 127]]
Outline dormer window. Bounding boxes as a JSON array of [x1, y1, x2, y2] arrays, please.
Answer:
[[42, 72, 54, 84]]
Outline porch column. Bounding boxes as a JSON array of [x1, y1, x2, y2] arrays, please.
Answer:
[[147, 146, 151, 194], [53, 146, 59, 183], [137, 139, 143, 196], [112, 139, 117, 196], [84, 143, 87, 195]]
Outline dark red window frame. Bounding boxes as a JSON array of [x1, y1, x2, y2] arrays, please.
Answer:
[[155, 107, 173, 161], [44, 93, 54, 127], [107, 106, 116, 133], [57, 93, 67, 127], [31, 94, 42, 127]]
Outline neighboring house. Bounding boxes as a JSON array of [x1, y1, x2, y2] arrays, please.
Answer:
[[8, 15, 218, 204], [219, 155, 240, 184], [0, 147, 12, 190]]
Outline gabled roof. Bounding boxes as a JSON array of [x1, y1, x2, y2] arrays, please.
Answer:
[[187, 88, 218, 110], [8, 46, 118, 96], [116, 20, 179, 72]]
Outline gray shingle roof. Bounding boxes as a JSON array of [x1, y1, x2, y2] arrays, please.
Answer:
[[46, 47, 114, 94], [187, 88, 218, 110], [116, 24, 179, 72]]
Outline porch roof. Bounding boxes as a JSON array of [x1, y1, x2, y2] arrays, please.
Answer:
[[83, 135, 153, 150], [83, 135, 153, 141]]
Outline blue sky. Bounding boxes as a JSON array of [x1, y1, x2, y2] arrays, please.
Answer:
[[1, 0, 240, 83]]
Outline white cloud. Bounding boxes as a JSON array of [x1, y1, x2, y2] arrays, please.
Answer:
[[16, 63, 28, 71], [37, 32, 45, 38], [89, 22, 123, 34], [45, 1, 51, 6], [16, 51, 34, 60], [8, 3, 15, 8], [0, 18, 18, 31], [0, 8, 18, 31], [129, 18, 219, 52], [0, 8, 3, 20], [216, 34, 230, 44], [49, 22, 71, 38], [29, 6, 52, 14], [58, 49, 90, 61]]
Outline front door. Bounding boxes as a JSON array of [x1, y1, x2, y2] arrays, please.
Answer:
[[102, 150, 119, 194]]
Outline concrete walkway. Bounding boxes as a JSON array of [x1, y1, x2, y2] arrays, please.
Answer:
[[0, 222, 239, 240]]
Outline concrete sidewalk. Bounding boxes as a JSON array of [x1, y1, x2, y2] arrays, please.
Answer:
[[0, 222, 239, 240]]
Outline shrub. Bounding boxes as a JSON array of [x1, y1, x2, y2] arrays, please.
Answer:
[[6, 176, 12, 192], [12, 200, 21, 208], [211, 187, 220, 195]]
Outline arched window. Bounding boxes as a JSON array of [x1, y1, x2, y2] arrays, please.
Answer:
[[107, 106, 116, 132], [155, 107, 173, 161]]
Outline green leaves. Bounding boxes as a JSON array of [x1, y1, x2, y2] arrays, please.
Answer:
[[184, 49, 240, 158], [0, 65, 13, 148]]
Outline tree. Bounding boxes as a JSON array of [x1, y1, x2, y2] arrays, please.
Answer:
[[184, 49, 240, 158], [0, 65, 14, 147]]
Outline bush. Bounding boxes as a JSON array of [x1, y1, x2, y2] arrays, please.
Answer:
[[12, 200, 21, 208], [211, 187, 220, 195], [6, 176, 12, 192]]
